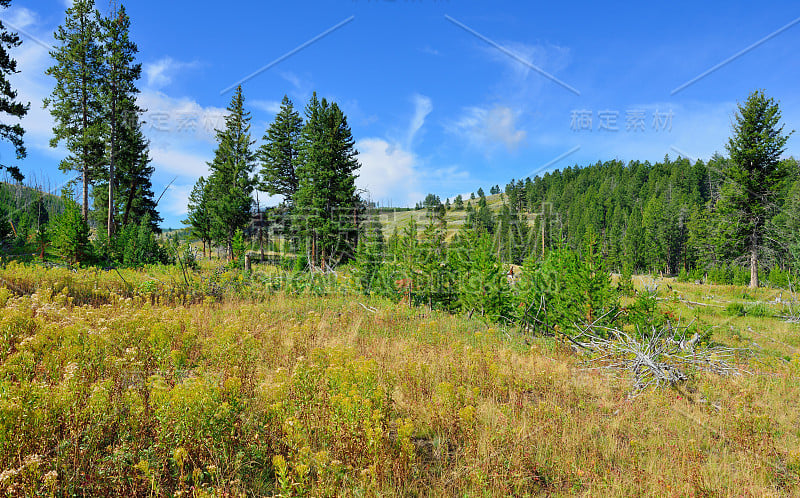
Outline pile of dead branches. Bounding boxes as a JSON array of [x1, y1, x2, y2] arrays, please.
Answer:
[[574, 321, 750, 394]]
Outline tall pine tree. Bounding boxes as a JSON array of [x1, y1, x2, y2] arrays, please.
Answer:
[[258, 95, 303, 203], [94, 115, 159, 232], [719, 90, 793, 288], [97, 3, 143, 238], [294, 92, 361, 268], [45, 0, 105, 221], [207, 86, 255, 259], [184, 175, 213, 257]]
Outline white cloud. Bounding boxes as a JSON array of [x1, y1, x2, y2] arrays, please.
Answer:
[[406, 94, 432, 147], [144, 57, 198, 89], [137, 89, 227, 144], [5, 15, 58, 154], [149, 147, 210, 178], [357, 138, 420, 207], [5, 7, 38, 29], [357, 94, 474, 206], [449, 105, 527, 152], [162, 184, 192, 217]]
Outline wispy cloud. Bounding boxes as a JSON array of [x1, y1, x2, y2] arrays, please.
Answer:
[[357, 94, 474, 206], [446, 15, 578, 96], [485, 41, 571, 85], [137, 90, 227, 145], [448, 105, 527, 152], [149, 146, 210, 179], [406, 94, 432, 147], [4, 6, 38, 30], [5, 13, 58, 154], [144, 57, 199, 89], [162, 184, 192, 217]]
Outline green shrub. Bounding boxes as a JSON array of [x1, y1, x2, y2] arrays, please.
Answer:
[[723, 302, 769, 317], [745, 303, 770, 317], [97, 215, 172, 267], [725, 302, 747, 317], [52, 191, 91, 264], [517, 239, 619, 337]]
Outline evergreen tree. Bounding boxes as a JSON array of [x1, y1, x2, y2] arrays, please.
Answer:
[[258, 95, 303, 202], [0, 201, 10, 242], [494, 203, 529, 264], [206, 86, 256, 259], [294, 92, 361, 268], [117, 117, 159, 229], [422, 193, 441, 210], [45, 0, 105, 221], [774, 177, 800, 273], [354, 213, 385, 294], [451, 225, 512, 318], [719, 90, 793, 288], [641, 195, 666, 272], [474, 196, 495, 234], [184, 176, 212, 257], [97, 4, 142, 238], [53, 187, 91, 264], [0, 0, 29, 182], [623, 202, 644, 271], [418, 220, 452, 309], [93, 114, 158, 232]]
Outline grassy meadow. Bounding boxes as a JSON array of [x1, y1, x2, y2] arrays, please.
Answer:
[[0, 262, 799, 496]]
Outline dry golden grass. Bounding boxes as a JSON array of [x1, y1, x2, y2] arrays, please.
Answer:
[[0, 264, 799, 496]]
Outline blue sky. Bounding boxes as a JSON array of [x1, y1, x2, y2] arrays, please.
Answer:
[[3, 0, 800, 228]]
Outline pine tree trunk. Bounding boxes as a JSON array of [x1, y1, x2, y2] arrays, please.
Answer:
[[81, 15, 89, 222], [750, 246, 759, 289], [108, 77, 116, 239], [311, 234, 316, 269], [82, 163, 89, 222], [122, 177, 138, 227]]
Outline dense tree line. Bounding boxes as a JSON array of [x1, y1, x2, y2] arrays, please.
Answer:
[[406, 91, 797, 288], [45, 0, 160, 238], [2, 0, 794, 292], [0, 1, 166, 266], [186, 91, 362, 267], [0, 181, 64, 250]]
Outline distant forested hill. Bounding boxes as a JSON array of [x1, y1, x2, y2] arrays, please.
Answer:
[[0, 181, 65, 242], [405, 154, 799, 278]]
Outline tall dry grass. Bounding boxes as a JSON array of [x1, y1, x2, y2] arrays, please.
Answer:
[[0, 264, 798, 495]]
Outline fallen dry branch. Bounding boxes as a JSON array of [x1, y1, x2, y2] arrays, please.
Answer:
[[575, 321, 750, 395], [677, 298, 725, 308], [358, 302, 378, 313]]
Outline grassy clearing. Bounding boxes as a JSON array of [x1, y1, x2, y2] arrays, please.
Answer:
[[0, 263, 799, 496], [378, 193, 534, 241]]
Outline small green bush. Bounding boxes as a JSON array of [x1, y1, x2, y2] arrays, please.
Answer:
[[745, 303, 770, 317], [725, 302, 746, 317]]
